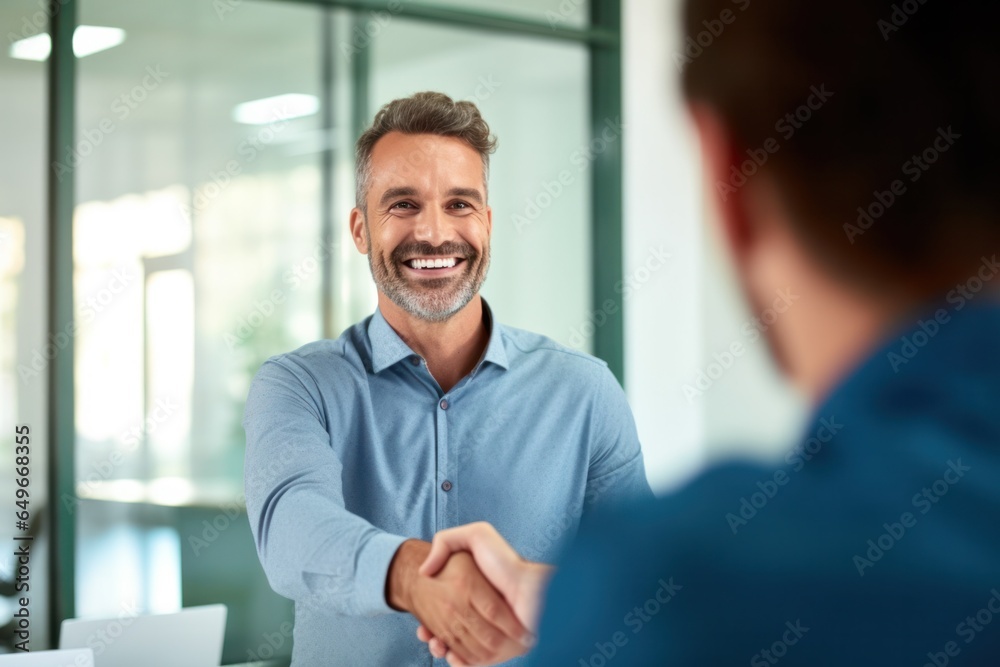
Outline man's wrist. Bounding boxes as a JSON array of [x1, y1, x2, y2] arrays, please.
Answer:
[[386, 539, 431, 612]]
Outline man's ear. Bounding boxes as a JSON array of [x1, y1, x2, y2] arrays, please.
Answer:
[[688, 103, 755, 263], [349, 207, 368, 254]]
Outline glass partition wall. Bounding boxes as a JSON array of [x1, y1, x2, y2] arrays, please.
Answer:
[[5, 0, 620, 661], [72, 4, 327, 655]]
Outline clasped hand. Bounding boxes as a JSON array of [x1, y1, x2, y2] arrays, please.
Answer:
[[387, 522, 553, 667]]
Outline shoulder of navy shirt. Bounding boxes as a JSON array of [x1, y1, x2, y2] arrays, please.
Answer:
[[530, 301, 1000, 667]]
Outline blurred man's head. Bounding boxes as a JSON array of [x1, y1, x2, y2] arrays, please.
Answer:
[[350, 92, 496, 322], [681, 0, 1000, 396]]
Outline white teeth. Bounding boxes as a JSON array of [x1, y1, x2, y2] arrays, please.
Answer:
[[408, 257, 458, 269]]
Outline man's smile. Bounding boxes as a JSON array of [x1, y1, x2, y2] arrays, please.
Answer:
[[401, 256, 467, 276]]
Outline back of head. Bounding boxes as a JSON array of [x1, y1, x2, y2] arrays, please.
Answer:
[[681, 0, 1000, 300]]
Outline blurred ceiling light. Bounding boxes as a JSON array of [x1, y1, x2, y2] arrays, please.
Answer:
[[8, 25, 126, 61], [73, 26, 126, 57], [232, 93, 320, 125], [7, 33, 50, 61]]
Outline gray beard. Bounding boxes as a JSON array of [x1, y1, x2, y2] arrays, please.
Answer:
[[366, 233, 490, 322]]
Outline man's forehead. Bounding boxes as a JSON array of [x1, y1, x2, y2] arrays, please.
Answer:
[[370, 144, 482, 185], [369, 170, 483, 190], [370, 131, 481, 169]]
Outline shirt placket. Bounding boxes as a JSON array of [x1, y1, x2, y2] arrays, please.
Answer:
[[435, 393, 454, 532]]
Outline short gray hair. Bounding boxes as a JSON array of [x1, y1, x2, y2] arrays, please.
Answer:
[[354, 91, 498, 211]]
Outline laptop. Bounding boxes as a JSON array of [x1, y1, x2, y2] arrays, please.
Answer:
[[59, 604, 226, 667], [0, 649, 94, 666]]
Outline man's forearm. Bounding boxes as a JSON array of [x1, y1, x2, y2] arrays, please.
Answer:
[[386, 538, 432, 612]]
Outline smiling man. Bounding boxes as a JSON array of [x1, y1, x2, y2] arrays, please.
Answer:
[[242, 91, 652, 666]]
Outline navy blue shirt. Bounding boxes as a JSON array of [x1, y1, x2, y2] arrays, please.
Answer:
[[243, 304, 652, 666], [532, 301, 1000, 666]]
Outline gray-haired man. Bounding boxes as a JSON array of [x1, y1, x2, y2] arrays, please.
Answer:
[[243, 91, 653, 666]]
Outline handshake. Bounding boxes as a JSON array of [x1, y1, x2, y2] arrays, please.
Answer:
[[386, 522, 554, 667]]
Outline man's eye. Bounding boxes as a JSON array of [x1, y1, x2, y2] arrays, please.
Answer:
[[451, 201, 470, 209], [391, 201, 414, 210]]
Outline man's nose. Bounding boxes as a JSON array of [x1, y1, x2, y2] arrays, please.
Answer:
[[413, 207, 451, 246]]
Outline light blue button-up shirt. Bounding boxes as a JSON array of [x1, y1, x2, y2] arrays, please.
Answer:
[[243, 304, 652, 666]]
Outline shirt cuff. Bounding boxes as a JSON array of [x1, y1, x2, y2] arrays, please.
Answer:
[[354, 531, 409, 616]]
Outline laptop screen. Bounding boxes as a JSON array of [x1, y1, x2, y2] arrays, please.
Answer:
[[59, 604, 226, 667]]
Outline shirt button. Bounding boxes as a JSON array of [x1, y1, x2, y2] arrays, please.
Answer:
[[410, 356, 420, 366], [441, 480, 453, 492], [439, 399, 449, 410]]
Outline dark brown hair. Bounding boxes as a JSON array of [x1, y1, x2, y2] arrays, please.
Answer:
[[681, 0, 1000, 297]]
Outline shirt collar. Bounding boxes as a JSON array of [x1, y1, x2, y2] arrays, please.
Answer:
[[479, 301, 509, 372], [368, 308, 415, 374], [367, 300, 509, 374]]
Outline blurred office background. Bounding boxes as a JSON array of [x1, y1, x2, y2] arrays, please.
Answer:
[[0, 0, 804, 660]]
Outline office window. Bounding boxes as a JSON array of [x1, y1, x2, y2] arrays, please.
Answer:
[[73, 0, 325, 650]]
